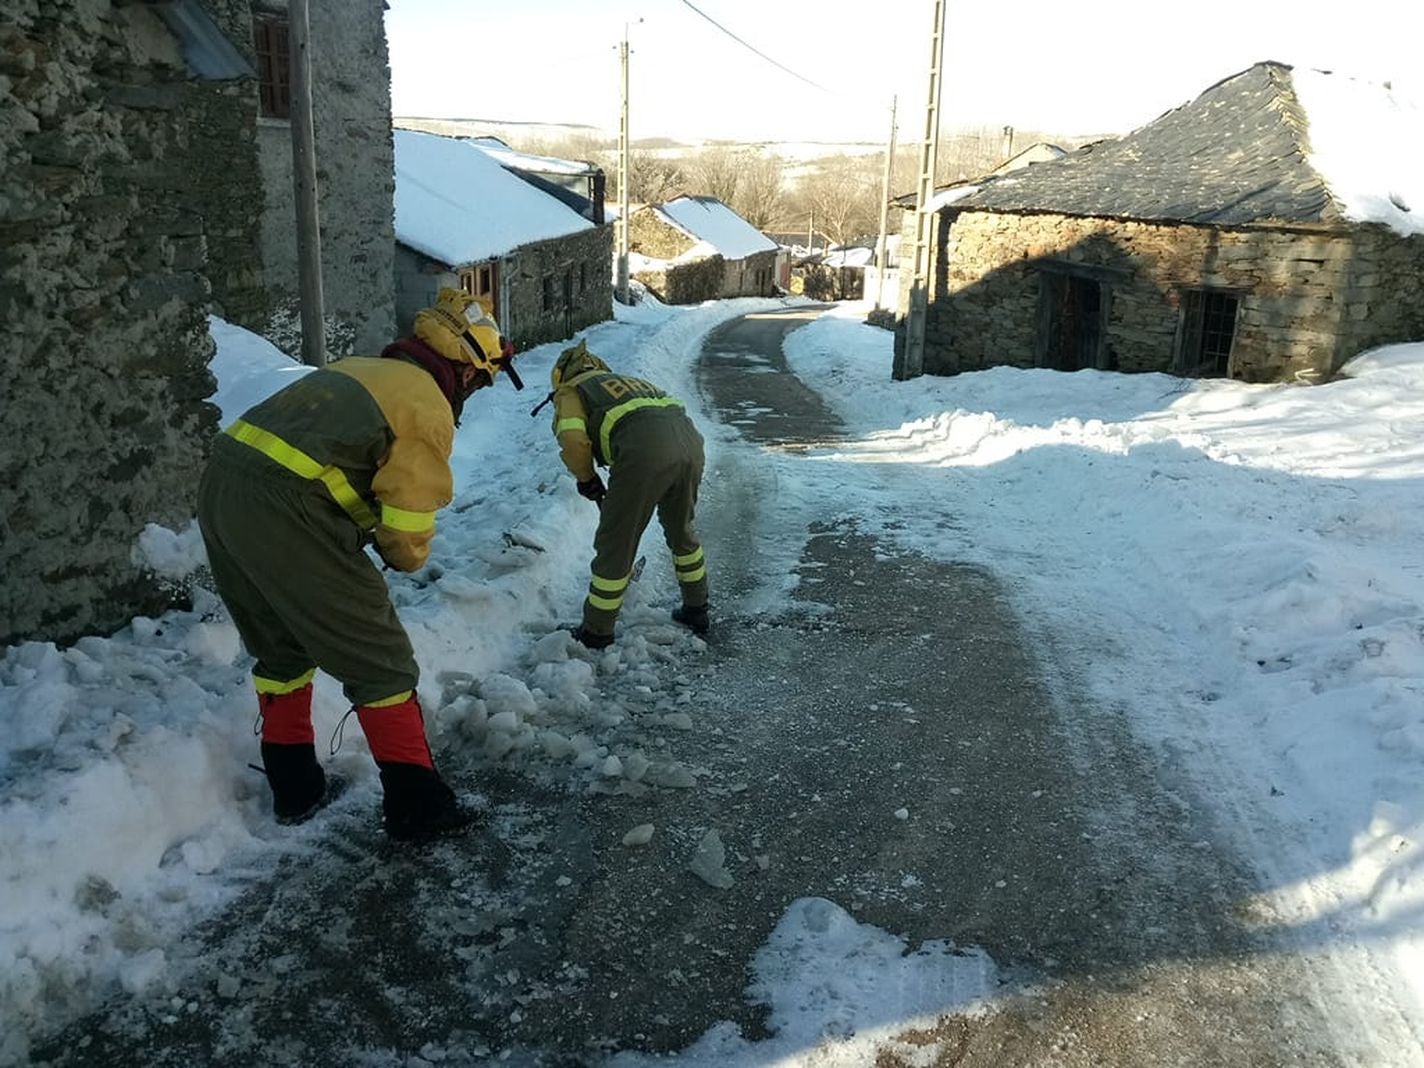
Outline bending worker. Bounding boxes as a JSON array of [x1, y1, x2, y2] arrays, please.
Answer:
[[545, 339, 710, 648], [198, 288, 518, 840]]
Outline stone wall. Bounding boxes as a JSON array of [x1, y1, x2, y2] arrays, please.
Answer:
[[897, 208, 1419, 384], [184, 0, 266, 328], [253, 0, 395, 355], [720, 248, 777, 298], [395, 227, 613, 351], [1, 1, 222, 644], [634, 255, 725, 305], [502, 225, 614, 349], [1337, 226, 1424, 366], [796, 264, 864, 301], [628, 209, 695, 260]]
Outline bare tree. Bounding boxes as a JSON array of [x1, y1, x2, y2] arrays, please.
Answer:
[[787, 154, 882, 247], [684, 145, 742, 204], [731, 151, 786, 229], [506, 134, 614, 171], [625, 149, 685, 205]]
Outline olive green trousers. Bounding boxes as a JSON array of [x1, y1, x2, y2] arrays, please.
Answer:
[[197, 436, 418, 705], [582, 410, 708, 636]]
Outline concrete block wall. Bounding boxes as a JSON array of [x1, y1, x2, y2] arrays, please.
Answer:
[[393, 242, 456, 336]]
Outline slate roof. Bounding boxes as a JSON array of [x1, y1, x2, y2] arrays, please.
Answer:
[[988, 142, 1067, 176], [951, 62, 1343, 227]]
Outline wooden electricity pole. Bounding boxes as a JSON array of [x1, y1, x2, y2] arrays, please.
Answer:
[[873, 95, 898, 311], [289, 0, 325, 367], [893, 0, 947, 381]]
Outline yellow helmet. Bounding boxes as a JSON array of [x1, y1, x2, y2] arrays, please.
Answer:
[[551, 339, 610, 388], [414, 287, 506, 376]]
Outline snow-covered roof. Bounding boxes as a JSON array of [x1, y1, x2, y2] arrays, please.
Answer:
[[924, 184, 979, 212], [656, 196, 778, 260], [393, 130, 593, 266], [468, 137, 600, 177], [822, 246, 875, 268], [1293, 68, 1424, 237]]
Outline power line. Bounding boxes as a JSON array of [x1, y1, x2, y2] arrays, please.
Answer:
[[676, 0, 828, 92]]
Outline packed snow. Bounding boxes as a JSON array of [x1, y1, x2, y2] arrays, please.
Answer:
[[5, 290, 1424, 1062]]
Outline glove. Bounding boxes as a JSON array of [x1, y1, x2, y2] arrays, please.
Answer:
[[577, 475, 606, 503]]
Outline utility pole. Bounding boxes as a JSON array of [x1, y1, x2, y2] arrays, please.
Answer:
[[289, 0, 325, 367], [614, 23, 638, 305], [873, 95, 898, 311], [894, 0, 947, 381], [807, 210, 814, 253]]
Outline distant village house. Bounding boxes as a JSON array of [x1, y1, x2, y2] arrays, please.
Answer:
[[629, 196, 778, 304], [393, 130, 612, 349]]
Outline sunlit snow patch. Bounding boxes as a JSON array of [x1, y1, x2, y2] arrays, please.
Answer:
[[610, 897, 998, 1066]]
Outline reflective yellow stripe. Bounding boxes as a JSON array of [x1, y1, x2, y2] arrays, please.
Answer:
[[589, 572, 630, 594], [226, 420, 377, 529], [555, 417, 587, 435], [363, 689, 413, 708], [253, 668, 316, 695], [677, 565, 707, 583], [599, 396, 683, 462], [381, 502, 436, 534], [673, 547, 704, 566], [586, 591, 625, 611]]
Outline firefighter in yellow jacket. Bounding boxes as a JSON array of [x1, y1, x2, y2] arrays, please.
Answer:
[[546, 340, 709, 648], [198, 288, 517, 840]]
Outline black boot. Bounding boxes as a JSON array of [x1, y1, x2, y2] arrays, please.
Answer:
[[570, 624, 614, 649], [260, 742, 328, 824], [377, 762, 474, 841], [672, 603, 710, 635]]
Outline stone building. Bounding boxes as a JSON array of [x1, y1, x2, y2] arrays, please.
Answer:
[[393, 130, 612, 350], [628, 196, 778, 304], [248, 0, 397, 356], [0, 0, 395, 645], [894, 62, 1424, 384]]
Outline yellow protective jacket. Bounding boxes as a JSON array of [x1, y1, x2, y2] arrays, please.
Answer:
[[223, 356, 454, 572], [551, 370, 683, 480]]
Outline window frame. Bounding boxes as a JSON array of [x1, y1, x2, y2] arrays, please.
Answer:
[[1176, 288, 1240, 377], [252, 14, 291, 120]]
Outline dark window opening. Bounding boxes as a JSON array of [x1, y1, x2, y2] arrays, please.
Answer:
[[579, 262, 588, 294], [253, 15, 290, 119], [542, 275, 555, 312], [457, 263, 498, 323], [1179, 290, 1238, 377]]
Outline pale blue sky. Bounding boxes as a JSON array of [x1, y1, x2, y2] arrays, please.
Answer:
[[384, 0, 1421, 143]]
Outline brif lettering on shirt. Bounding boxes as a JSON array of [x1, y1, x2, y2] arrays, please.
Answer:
[[600, 376, 661, 401]]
